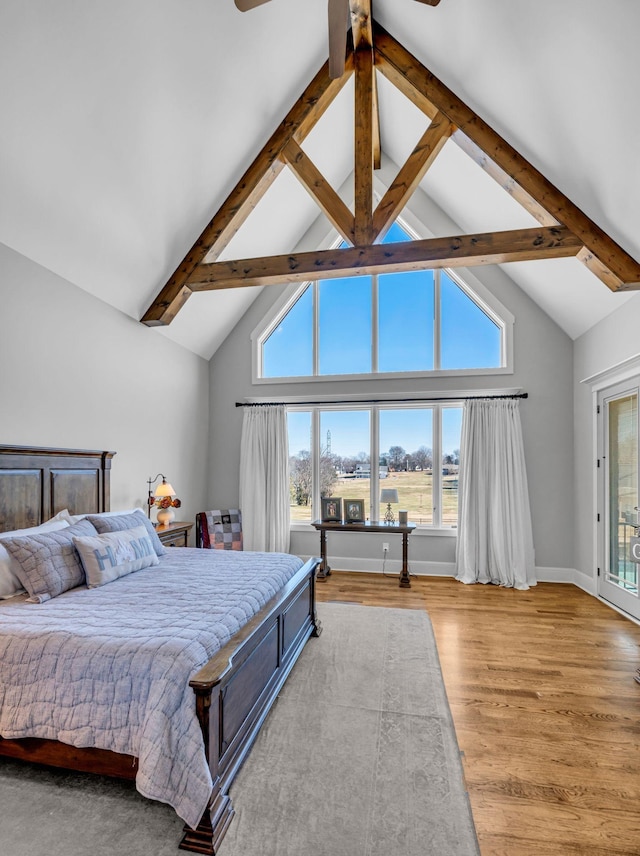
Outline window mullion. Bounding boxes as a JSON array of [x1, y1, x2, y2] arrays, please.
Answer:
[[313, 281, 319, 376], [434, 270, 441, 371], [371, 274, 378, 374]]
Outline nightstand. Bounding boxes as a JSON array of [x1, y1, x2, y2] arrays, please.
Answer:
[[155, 521, 194, 548]]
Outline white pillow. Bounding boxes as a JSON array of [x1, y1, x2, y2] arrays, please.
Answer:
[[47, 509, 74, 524], [57, 507, 146, 525], [0, 519, 70, 599], [73, 524, 159, 588]]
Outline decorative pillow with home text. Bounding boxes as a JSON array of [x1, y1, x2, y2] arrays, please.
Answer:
[[73, 524, 159, 588]]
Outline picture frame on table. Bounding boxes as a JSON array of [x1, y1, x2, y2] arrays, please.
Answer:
[[344, 499, 365, 523], [321, 497, 343, 522]]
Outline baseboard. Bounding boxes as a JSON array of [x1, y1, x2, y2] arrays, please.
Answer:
[[568, 569, 598, 595], [300, 554, 597, 591], [299, 554, 454, 576], [534, 566, 597, 593]]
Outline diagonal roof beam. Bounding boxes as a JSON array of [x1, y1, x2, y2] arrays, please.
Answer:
[[282, 141, 355, 244], [188, 226, 582, 290], [373, 110, 454, 241], [452, 131, 559, 227], [374, 22, 640, 290], [142, 54, 354, 326]]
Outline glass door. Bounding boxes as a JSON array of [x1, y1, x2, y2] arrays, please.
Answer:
[[598, 382, 640, 619]]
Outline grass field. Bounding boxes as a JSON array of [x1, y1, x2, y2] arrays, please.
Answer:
[[290, 469, 458, 526]]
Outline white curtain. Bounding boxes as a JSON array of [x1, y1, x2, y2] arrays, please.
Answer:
[[455, 399, 536, 590], [239, 405, 291, 553]]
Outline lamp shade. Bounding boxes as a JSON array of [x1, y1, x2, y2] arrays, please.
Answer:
[[380, 489, 399, 504], [155, 479, 176, 498]]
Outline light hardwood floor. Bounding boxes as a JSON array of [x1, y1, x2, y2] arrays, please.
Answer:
[[315, 572, 640, 856]]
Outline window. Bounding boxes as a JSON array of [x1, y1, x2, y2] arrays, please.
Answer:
[[263, 286, 313, 378], [440, 271, 502, 370], [288, 410, 312, 522], [256, 220, 510, 381], [321, 410, 371, 520], [319, 276, 372, 375], [288, 405, 462, 529], [378, 270, 434, 373], [380, 409, 433, 524]]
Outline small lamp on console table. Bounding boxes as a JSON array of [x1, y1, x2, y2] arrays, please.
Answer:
[[380, 488, 399, 525], [147, 473, 181, 526]]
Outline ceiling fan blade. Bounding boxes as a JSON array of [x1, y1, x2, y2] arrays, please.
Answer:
[[234, 0, 272, 11], [328, 0, 349, 79], [413, 0, 442, 5]]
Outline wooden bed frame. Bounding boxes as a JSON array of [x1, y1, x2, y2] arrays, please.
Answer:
[[0, 445, 321, 854]]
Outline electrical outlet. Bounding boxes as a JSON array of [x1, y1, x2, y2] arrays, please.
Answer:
[[382, 542, 389, 553]]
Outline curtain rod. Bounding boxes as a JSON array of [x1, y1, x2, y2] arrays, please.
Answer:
[[235, 393, 528, 407]]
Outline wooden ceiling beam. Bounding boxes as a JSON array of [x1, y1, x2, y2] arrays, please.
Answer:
[[376, 43, 559, 230], [188, 226, 582, 290], [144, 9, 639, 329], [349, 0, 373, 50], [142, 54, 354, 326], [282, 141, 355, 244], [452, 131, 559, 227], [375, 40, 439, 122], [354, 46, 374, 244], [373, 110, 454, 241], [350, 2, 380, 169], [372, 65, 381, 171], [374, 22, 640, 290]]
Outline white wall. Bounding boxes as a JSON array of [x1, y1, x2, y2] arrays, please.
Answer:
[[0, 242, 210, 537], [208, 183, 575, 578], [573, 291, 640, 588]]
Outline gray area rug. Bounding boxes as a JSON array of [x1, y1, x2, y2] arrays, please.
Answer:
[[220, 602, 479, 856], [0, 603, 479, 856]]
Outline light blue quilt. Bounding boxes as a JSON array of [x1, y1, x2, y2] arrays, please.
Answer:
[[0, 548, 304, 828]]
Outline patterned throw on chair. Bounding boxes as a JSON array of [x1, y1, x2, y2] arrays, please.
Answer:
[[199, 509, 243, 550]]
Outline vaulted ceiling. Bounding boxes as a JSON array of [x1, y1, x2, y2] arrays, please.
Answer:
[[2, 1, 639, 359]]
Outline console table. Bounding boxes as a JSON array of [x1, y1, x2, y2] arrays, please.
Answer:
[[311, 520, 416, 588]]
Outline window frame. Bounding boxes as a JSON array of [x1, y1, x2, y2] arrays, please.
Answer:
[[252, 219, 514, 385], [287, 401, 462, 533]]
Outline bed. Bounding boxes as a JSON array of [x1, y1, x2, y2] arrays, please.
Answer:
[[0, 445, 321, 854]]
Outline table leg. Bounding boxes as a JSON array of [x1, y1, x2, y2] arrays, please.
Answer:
[[316, 528, 332, 580], [399, 530, 411, 588]]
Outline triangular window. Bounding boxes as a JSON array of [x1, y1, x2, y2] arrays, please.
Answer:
[[257, 220, 510, 380]]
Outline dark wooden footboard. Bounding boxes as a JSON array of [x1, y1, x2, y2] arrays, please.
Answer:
[[182, 556, 321, 854]]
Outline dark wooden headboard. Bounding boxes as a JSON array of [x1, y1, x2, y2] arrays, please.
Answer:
[[0, 446, 115, 533]]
